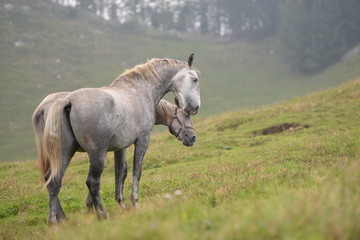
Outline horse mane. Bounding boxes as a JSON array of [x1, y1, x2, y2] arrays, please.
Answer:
[[111, 58, 188, 85], [155, 100, 176, 125]]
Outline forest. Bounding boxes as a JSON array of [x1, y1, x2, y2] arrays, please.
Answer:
[[51, 0, 360, 73]]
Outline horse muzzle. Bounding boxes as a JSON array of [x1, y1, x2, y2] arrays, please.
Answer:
[[183, 135, 196, 147], [184, 103, 199, 115], [181, 129, 196, 147]]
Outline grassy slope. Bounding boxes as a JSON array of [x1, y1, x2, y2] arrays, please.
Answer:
[[1, 0, 360, 161], [1, 79, 360, 239]]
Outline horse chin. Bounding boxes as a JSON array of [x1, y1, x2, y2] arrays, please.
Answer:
[[184, 103, 199, 115], [182, 139, 194, 147], [189, 110, 198, 115], [183, 141, 194, 147]]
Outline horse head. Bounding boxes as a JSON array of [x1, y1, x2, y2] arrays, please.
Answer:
[[168, 106, 196, 147], [171, 53, 201, 115]]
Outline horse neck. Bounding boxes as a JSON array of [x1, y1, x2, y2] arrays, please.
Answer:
[[110, 60, 186, 107], [155, 100, 176, 126], [152, 62, 186, 104]]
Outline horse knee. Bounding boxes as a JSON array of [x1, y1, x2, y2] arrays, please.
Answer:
[[86, 177, 100, 193], [122, 165, 128, 179], [47, 179, 62, 197]]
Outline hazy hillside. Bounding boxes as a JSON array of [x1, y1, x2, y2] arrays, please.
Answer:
[[1, 79, 359, 239], [1, 0, 360, 161]]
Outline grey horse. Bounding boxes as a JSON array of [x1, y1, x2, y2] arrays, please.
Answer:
[[32, 92, 196, 212], [32, 54, 200, 224]]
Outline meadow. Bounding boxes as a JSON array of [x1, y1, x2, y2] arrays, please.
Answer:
[[1, 79, 359, 239], [1, 0, 360, 161]]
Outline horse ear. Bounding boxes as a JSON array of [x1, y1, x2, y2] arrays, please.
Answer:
[[174, 97, 181, 108], [188, 53, 194, 67]]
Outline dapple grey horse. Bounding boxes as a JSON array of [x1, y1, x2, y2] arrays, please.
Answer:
[[33, 93, 196, 213], [32, 54, 200, 224]]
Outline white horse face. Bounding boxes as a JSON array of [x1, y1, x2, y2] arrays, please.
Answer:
[[171, 67, 201, 115], [171, 54, 200, 115]]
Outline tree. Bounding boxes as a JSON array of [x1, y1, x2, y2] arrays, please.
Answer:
[[77, 0, 97, 13], [341, 0, 360, 49], [175, 3, 192, 32], [109, 1, 118, 21], [279, 0, 360, 73], [199, 0, 209, 34], [222, 0, 278, 39]]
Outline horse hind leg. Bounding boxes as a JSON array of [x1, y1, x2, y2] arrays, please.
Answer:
[[45, 149, 75, 225], [86, 192, 95, 213], [45, 169, 65, 224], [86, 150, 108, 219], [45, 123, 77, 224]]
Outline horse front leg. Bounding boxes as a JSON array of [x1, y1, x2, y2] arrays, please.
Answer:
[[86, 148, 128, 212], [114, 149, 127, 208], [131, 135, 150, 208]]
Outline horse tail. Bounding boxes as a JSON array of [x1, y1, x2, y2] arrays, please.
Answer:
[[32, 108, 49, 181], [43, 98, 71, 186]]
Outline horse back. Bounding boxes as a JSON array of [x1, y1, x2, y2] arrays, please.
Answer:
[[66, 88, 152, 151]]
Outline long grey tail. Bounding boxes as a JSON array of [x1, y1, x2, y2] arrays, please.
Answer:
[[43, 98, 71, 186], [32, 108, 49, 181]]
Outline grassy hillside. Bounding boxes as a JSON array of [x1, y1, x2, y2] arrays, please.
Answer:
[[1, 79, 360, 239], [1, 0, 360, 162]]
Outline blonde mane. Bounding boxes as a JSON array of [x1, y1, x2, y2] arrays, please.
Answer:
[[112, 58, 187, 84]]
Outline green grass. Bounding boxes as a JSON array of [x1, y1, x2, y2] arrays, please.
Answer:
[[1, 79, 360, 239], [1, 0, 360, 161]]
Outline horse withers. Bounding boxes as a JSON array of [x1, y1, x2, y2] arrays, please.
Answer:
[[32, 54, 200, 224]]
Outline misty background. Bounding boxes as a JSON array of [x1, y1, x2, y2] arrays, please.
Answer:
[[1, 0, 360, 161], [54, 0, 360, 73]]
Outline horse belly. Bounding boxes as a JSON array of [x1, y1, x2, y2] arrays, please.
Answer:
[[107, 131, 137, 150]]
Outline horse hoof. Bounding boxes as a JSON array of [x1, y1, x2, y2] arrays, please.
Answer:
[[48, 217, 61, 226], [48, 219, 58, 226], [119, 202, 127, 209], [87, 207, 95, 214], [57, 216, 67, 223], [97, 211, 108, 220], [48, 213, 66, 226], [132, 202, 139, 209]]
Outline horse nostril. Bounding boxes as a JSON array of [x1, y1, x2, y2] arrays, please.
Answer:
[[192, 136, 196, 142], [195, 106, 199, 113]]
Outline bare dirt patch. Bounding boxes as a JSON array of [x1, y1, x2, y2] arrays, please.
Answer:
[[253, 123, 310, 136]]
